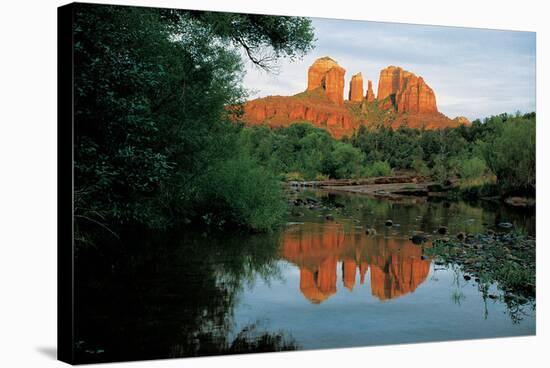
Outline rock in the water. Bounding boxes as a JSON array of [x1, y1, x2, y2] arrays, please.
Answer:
[[504, 196, 535, 207], [463, 275, 471, 281], [305, 197, 319, 204], [325, 214, 334, 221], [411, 234, 428, 244], [456, 232, 466, 241], [498, 222, 513, 229], [437, 226, 448, 235], [385, 220, 393, 226], [365, 228, 377, 235]]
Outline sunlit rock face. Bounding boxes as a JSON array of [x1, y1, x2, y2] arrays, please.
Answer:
[[348, 73, 364, 102], [307, 57, 340, 90], [239, 58, 469, 137], [241, 96, 357, 139], [365, 80, 376, 102], [377, 66, 437, 113], [307, 57, 346, 105], [453, 116, 471, 125], [282, 223, 431, 303]]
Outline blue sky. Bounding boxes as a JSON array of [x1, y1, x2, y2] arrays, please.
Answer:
[[242, 18, 536, 121]]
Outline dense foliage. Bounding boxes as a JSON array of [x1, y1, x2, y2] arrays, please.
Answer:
[[242, 112, 535, 196], [73, 4, 315, 238], [240, 123, 368, 180], [480, 114, 536, 193]]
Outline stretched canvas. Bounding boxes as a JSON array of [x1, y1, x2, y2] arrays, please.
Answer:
[[58, 2, 536, 364]]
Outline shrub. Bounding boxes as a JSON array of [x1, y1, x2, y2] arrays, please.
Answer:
[[482, 116, 535, 194], [284, 171, 305, 182], [330, 142, 366, 179], [460, 157, 487, 180], [364, 161, 393, 177], [196, 157, 287, 231], [411, 157, 430, 176]]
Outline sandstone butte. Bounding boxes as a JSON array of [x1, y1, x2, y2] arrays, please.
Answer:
[[349, 73, 364, 102], [282, 223, 430, 303], [366, 79, 375, 102], [240, 57, 470, 138]]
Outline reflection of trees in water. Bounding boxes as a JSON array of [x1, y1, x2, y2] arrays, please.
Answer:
[[306, 189, 535, 236], [444, 265, 535, 324], [75, 230, 295, 363]]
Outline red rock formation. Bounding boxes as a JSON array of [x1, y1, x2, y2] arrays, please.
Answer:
[[307, 57, 345, 105], [239, 59, 470, 137], [349, 73, 364, 102], [453, 116, 471, 125], [377, 66, 407, 101], [365, 80, 375, 102], [377, 66, 437, 113], [396, 76, 437, 113], [241, 95, 358, 139]]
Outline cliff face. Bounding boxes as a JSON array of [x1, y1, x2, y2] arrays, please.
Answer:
[[241, 94, 358, 139], [240, 57, 469, 137], [378, 66, 437, 113], [366, 80, 375, 102], [307, 57, 346, 105], [349, 73, 364, 102]]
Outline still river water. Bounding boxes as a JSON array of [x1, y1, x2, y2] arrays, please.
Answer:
[[75, 189, 535, 363]]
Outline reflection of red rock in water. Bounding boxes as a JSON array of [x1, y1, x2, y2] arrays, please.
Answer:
[[282, 223, 431, 303], [343, 259, 357, 290], [300, 258, 337, 303], [359, 262, 369, 284], [284, 223, 344, 303]]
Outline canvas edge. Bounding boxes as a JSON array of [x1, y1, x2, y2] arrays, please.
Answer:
[[58, 2, 76, 365]]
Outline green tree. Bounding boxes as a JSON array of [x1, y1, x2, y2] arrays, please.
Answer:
[[73, 4, 315, 237], [482, 116, 536, 193], [329, 142, 366, 179], [459, 157, 487, 180]]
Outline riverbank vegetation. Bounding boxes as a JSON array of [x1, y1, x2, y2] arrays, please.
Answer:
[[425, 230, 535, 322], [73, 4, 315, 241], [242, 112, 535, 200]]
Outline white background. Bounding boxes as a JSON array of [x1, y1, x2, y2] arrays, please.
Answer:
[[0, 0, 547, 366]]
